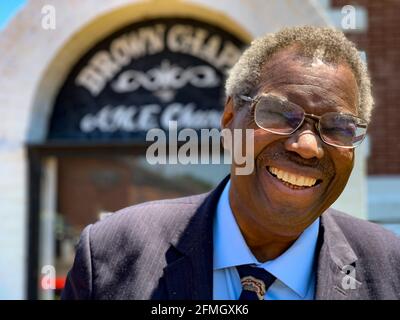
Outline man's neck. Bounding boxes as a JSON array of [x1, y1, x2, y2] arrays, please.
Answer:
[[229, 187, 300, 263]]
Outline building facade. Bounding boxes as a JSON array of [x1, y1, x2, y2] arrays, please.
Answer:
[[1, 0, 396, 300]]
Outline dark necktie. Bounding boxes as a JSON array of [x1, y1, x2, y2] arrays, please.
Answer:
[[236, 264, 276, 300]]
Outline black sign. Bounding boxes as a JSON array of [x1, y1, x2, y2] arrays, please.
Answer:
[[48, 18, 246, 142]]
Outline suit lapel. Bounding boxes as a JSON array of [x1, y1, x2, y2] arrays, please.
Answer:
[[164, 256, 195, 299], [315, 210, 362, 299], [163, 176, 230, 300]]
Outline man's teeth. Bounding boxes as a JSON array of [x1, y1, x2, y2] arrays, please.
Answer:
[[268, 167, 317, 187]]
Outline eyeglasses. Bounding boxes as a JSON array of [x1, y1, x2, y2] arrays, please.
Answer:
[[239, 93, 368, 149]]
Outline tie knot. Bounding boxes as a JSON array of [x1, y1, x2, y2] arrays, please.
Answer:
[[236, 265, 276, 300]]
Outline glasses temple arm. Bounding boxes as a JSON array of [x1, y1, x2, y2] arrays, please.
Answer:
[[238, 95, 254, 103]]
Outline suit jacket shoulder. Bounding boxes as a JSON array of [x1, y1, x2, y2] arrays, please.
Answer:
[[91, 193, 209, 252], [318, 209, 400, 299], [61, 192, 210, 300], [326, 209, 400, 262]]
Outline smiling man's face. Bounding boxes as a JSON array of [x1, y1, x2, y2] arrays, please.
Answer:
[[222, 46, 359, 240]]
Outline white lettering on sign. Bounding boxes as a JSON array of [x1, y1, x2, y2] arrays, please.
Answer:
[[75, 24, 241, 96], [80, 104, 221, 133], [166, 26, 240, 70], [75, 24, 166, 96]]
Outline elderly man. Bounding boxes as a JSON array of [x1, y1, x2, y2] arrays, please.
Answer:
[[62, 26, 400, 300]]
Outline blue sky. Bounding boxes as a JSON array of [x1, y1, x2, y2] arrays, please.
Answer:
[[0, 0, 26, 29]]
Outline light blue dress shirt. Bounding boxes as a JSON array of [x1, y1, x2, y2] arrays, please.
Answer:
[[213, 180, 320, 300]]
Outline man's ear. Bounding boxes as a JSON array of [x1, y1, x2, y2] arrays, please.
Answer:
[[221, 96, 235, 130]]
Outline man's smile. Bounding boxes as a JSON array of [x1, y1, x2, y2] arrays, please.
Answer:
[[255, 147, 329, 201], [267, 166, 319, 189], [255, 144, 329, 196], [260, 165, 324, 199]]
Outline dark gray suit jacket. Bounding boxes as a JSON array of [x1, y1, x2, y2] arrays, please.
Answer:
[[62, 176, 400, 300]]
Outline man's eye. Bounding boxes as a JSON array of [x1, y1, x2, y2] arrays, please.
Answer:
[[326, 126, 356, 136]]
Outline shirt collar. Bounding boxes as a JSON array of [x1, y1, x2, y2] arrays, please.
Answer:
[[213, 179, 320, 298]]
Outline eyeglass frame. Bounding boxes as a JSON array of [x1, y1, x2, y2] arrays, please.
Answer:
[[238, 93, 368, 149]]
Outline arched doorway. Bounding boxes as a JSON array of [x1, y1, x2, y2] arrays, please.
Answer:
[[28, 6, 251, 299]]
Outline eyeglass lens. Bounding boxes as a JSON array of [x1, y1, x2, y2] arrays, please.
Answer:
[[254, 95, 367, 147]]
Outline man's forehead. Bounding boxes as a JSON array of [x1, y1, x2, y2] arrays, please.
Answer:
[[259, 46, 354, 84], [253, 47, 359, 114]]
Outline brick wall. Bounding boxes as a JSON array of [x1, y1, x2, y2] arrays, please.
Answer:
[[331, 0, 400, 175]]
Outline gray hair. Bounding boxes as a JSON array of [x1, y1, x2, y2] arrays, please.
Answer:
[[225, 26, 374, 123]]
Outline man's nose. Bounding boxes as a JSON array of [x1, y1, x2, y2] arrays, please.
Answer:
[[284, 124, 325, 159]]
